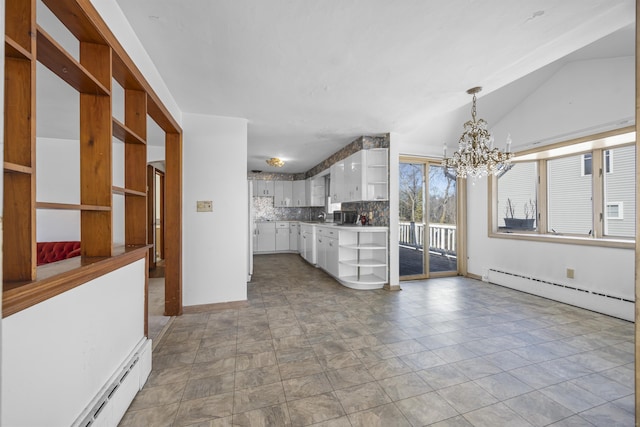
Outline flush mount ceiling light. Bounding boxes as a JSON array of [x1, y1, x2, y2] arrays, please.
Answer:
[[266, 157, 285, 167], [443, 87, 513, 179]]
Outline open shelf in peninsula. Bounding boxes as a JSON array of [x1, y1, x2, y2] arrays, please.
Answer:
[[337, 226, 388, 290]]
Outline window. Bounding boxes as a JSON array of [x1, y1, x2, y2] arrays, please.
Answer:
[[548, 154, 593, 235], [492, 128, 635, 244], [497, 162, 537, 231], [582, 150, 611, 176], [606, 202, 623, 220], [603, 145, 634, 237]]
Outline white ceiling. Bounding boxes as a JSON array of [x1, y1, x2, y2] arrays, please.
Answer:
[[43, 1, 637, 173]]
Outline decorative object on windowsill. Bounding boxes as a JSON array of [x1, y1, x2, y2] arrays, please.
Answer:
[[503, 197, 536, 230], [266, 157, 285, 167], [442, 86, 513, 178]]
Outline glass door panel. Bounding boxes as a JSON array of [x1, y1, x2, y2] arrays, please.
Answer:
[[399, 162, 426, 278], [428, 165, 457, 274]]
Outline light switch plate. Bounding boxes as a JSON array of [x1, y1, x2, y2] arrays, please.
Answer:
[[197, 200, 213, 212]]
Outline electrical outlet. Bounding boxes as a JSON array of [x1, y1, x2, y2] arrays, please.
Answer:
[[197, 200, 213, 212], [566, 268, 574, 279]]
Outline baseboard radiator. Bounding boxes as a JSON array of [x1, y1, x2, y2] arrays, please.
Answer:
[[73, 338, 152, 427], [486, 268, 634, 322]]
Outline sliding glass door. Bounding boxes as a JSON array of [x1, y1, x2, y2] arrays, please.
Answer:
[[399, 158, 457, 279]]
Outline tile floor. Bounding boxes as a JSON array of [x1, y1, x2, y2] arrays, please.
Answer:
[[120, 253, 635, 426]]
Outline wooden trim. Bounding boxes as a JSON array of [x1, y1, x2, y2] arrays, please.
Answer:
[[4, 161, 32, 174], [165, 132, 183, 316], [488, 230, 634, 249], [466, 272, 483, 281], [5, 0, 35, 52], [514, 125, 636, 159], [144, 252, 149, 337], [40, 0, 106, 44], [36, 26, 109, 96], [183, 300, 249, 314], [634, 0, 639, 420], [3, 246, 149, 318], [112, 186, 146, 197], [147, 165, 156, 269], [5, 36, 32, 60], [36, 202, 110, 211], [113, 118, 146, 145]]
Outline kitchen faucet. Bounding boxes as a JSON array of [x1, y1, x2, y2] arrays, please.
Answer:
[[318, 211, 326, 222]]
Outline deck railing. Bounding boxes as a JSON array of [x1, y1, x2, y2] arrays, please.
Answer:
[[399, 222, 456, 254]]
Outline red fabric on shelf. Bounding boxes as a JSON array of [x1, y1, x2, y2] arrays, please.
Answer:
[[36, 241, 81, 266]]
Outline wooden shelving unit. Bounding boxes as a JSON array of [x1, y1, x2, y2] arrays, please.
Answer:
[[3, 0, 183, 318]]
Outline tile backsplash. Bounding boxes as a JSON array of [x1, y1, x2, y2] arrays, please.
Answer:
[[253, 197, 326, 222]]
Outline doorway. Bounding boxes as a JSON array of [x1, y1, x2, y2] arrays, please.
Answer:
[[399, 158, 458, 279]]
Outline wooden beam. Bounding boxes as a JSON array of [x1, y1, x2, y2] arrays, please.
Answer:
[[165, 132, 183, 316]]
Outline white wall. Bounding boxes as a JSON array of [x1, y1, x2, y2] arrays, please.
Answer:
[[1, 259, 146, 427], [89, 0, 182, 126], [467, 55, 635, 319], [491, 56, 634, 147], [183, 113, 248, 306]]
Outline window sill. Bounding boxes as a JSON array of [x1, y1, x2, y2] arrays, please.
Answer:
[[3, 245, 150, 318], [489, 231, 634, 249]]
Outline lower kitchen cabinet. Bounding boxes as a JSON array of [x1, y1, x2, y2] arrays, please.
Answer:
[[255, 222, 276, 252], [289, 222, 299, 251], [311, 225, 387, 290], [275, 222, 290, 251]]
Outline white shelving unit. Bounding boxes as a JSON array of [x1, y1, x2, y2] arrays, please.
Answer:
[[364, 148, 389, 201], [338, 227, 388, 290]]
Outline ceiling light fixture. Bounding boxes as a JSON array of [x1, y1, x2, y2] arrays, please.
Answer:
[[442, 87, 513, 178], [266, 157, 285, 168]]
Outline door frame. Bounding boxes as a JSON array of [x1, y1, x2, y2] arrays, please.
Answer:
[[399, 156, 463, 280]]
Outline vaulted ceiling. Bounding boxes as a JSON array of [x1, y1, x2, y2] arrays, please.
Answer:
[[52, 1, 640, 173]]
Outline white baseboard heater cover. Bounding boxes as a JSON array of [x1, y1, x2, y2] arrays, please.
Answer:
[[73, 338, 152, 427], [487, 268, 634, 322]]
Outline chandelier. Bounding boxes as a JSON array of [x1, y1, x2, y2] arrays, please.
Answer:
[[266, 157, 285, 167], [442, 87, 512, 178]]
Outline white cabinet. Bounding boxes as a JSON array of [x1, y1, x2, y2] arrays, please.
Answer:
[[329, 149, 388, 203], [255, 222, 276, 252], [292, 181, 306, 207], [316, 229, 326, 270], [330, 160, 345, 203], [316, 227, 339, 276], [326, 231, 340, 278], [275, 222, 290, 250], [274, 181, 293, 207], [289, 222, 299, 251], [255, 180, 275, 196], [300, 223, 316, 264], [307, 176, 326, 207], [344, 151, 363, 202]]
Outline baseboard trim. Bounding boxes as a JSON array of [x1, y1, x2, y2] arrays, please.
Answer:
[[183, 299, 249, 314], [466, 272, 483, 281]]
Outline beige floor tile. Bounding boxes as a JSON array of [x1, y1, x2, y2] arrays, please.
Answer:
[[333, 381, 391, 413], [182, 372, 235, 400], [282, 372, 333, 400], [377, 372, 432, 401], [128, 382, 187, 411], [286, 392, 346, 426], [347, 403, 411, 427], [233, 382, 286, 414], [118, 402, 179, 427], [173, 393, 234, 426], [234, 364, 281, 390], [232, 403, 291, 427]]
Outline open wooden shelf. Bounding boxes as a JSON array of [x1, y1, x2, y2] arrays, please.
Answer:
[[113, 119, 146, 145], [36, 26, 109, 96], [4, 162, 33, 174], [40, 0, 106, 45], [36, 202, 111, 211], [5, 35, 32, 60]]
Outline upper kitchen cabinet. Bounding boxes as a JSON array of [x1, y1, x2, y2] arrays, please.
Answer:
[[330, 159, 345, 203], [331, 148, 388, 203], [307, 175, 326, 207], [292, 180, 306, 207], [255, 180, 275, 196], [274, 180, 293, 207]]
